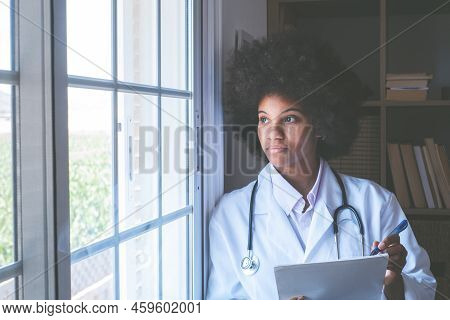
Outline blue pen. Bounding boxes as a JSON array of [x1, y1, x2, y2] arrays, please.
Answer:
[[370, 220, 409, 256]]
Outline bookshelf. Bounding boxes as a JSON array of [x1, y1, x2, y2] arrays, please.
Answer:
[[267, 0, 450, 215], [406, 208, 450, 218], [268, 0, 450, 299]]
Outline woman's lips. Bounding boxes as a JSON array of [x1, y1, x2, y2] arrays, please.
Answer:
[[267, 146, 288, 153]]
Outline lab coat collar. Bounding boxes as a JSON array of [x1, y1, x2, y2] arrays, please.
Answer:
[[269, 158, 324, 217], [253, 159, 343, 263]]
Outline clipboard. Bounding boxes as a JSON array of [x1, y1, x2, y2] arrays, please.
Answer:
[[274, 253, 389, 300]]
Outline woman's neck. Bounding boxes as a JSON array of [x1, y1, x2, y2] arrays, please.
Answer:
[[276, 155, 320, 198]]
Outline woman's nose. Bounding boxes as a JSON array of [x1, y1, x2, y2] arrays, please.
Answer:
[[266, 124, 284, 140]]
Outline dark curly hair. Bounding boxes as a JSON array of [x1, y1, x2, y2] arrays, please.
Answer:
[[223, 28, 370, 160]]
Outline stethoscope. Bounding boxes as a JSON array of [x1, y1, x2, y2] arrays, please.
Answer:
[[240, 167, 365, 276]]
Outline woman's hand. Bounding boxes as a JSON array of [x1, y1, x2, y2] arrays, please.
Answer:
[[289, 295, 305, 300], [372, 234, 407, 299]]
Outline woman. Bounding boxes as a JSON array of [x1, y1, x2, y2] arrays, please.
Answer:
[[206, 29, 436, 299]]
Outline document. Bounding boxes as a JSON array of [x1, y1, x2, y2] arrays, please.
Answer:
[[274, 254, 389, 300]]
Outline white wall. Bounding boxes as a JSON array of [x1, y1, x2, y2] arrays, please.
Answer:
[[221, 0, 268, 193]]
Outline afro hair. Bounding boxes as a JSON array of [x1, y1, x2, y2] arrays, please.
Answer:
[[223, 27, 371, 160]]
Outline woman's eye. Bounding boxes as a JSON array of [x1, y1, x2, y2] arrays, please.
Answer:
[[284, 115, 296, 123], [259, 117, 268, 124]]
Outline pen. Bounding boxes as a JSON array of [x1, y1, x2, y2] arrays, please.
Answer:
[[369, 219, 408, 256]]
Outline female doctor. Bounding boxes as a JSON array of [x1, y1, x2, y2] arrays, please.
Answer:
[[206, 29, 436, 300]]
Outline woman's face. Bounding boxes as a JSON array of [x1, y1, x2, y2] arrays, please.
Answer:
[[257, 94, 317, 170]]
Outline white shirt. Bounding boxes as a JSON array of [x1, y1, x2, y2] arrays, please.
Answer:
[[269, 158, 324, 251]]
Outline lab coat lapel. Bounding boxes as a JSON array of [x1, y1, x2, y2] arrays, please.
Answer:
[[303, 160, 342, 263], [253, 164, 305, 265]]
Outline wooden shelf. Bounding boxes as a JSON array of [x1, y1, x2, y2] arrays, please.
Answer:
[[361, 100, 450, 108], [405, 208, 450, 218], [385, 100, 450, 107]]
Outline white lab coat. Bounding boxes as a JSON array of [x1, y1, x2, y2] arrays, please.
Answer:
[[206, 160, 437, 299]]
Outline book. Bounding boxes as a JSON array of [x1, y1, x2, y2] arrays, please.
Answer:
[[413, 146, 435, 208], [436, 145, 450, 185], [386, 73, 433, 80], [424, 138, 450, 208], [422, 145, 443, 208], [386, 79, 429, 89], [388, 87, 429, 91], [399, 144, 427, 208], [386, 89, 427, 101], [387, 143, 411, 208]]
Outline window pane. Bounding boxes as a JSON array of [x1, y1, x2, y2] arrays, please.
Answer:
[[118, 93, 159, 231], [71, 248, 114, 299], [69, 88, 113, 251], [161, 97, 188, 215], [67, 0, 112, 79], [0, 84, 13, 268], [162, 217, 187, 299], [119, 230, 159, 299], [0, 277, 16, 300], [117, 0, 158, 86], [161, 0, 187, 90], [0, 0, 11, 70]]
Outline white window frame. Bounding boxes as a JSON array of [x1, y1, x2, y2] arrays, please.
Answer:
[[0, 0, 58, 299], [199, 0, 224, 298], [0, 0, 20, 299], [54, 0, 199, 300], [0, 0, 225, 300]]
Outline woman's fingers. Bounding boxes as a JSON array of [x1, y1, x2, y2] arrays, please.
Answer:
[[374, 235, 407, 286], [386, 244, 407, 271], [378, 234, 400, 251], [385, 243, 404, 255], [372, 240, 380, 250]]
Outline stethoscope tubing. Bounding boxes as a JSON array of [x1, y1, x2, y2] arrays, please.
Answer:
[[241, 166, 365, 275]]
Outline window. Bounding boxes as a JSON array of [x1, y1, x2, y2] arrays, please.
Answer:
[[0, 0, 204, 300], [66, 0, 194, 299], [0, 0, 19, 300]]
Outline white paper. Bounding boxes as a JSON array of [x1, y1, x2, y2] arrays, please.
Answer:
[[274, 254, 389, 300]]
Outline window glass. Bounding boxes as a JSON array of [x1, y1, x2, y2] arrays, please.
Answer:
[[118, 93, 159, 231], [0, 0, 11, 70], [119, 230, 159, 299], [67, 0, 112, 79], [0, 84, 13, 268], [69, 88, 114, 251], [0, 277, 16, 300], [117, 0, 158, 86], [161, 0, 187, 89], [162, 217, 187, 299], [71, 248, 115, 299], [66, 0, 194, 299], [161, 97, 189, 215]]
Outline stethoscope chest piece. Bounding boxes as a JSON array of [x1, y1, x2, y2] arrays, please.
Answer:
[[241, 252, 260, 276]]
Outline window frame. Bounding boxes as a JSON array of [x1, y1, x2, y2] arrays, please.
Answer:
[[0, 0, 56, 300], [55, 0, 200, 300], [0, 0, 19, 298], [1, 0, 215, 300], [198, 0, 224, 298]]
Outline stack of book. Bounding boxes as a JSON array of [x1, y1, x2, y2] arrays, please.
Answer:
[[386, 73, 433, 101], [387, 138, 450, 209]]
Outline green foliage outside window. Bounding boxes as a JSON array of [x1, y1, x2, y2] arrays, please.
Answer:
[[0, 135, 13, 267], [0, 134, 112, 265]]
